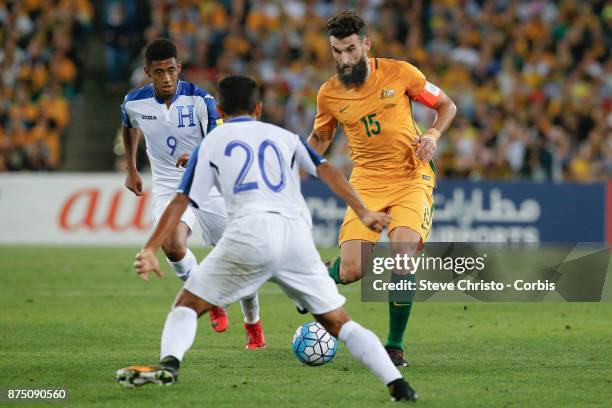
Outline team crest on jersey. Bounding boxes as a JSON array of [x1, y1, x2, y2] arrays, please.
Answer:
[[421, 203, 432, 230], [380, 89, 396, 99], [176, 105, 196, 128]]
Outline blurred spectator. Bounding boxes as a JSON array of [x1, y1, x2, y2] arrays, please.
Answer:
[[569, 142, 596, 182], [103, 0, 139, 86], [0, 0, 92, 171]]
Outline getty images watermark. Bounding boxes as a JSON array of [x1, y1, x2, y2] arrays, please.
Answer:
[[360, 243, 612, 302], [371, 253, 555, 292]]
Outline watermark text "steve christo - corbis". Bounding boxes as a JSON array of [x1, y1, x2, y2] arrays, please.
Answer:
[[372, 278, 556, 292]]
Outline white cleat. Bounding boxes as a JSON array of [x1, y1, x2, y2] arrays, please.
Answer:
[[115, 365, 177, 388]]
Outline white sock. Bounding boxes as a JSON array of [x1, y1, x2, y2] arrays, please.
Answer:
[[338, 320, 402, 385], [166, 249, 198, 281], [160, 306, 198, 361], [240, 294, 260, 324]]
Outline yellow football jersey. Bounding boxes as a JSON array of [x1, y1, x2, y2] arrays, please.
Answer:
[[314, 58, 435, 188]]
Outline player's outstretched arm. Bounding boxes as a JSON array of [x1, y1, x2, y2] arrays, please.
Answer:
[[414, 90, 457, 162], [134, 193, 189, 280], [316, 162, 390, 232], [424, 90, 456, 136], [122, 125, 143, 196], [307, 129, 334, 156]]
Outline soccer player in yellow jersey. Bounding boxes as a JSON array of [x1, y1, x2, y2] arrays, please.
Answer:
[[308, 11, 457, 367]]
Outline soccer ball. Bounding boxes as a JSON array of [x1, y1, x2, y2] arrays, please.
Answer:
[[291, 322, 338, 366]]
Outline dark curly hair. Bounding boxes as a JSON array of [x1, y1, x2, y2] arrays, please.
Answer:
[[144, 38, 177, 65], [218, 76, 260, 116], [326, 10, 367, 39]]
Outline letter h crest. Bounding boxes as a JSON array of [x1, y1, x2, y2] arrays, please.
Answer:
[[176, 105, 196, 128]]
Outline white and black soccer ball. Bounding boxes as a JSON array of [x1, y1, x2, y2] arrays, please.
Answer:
[[291, 322, 338, 366]]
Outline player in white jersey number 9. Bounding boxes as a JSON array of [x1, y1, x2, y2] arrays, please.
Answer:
[[120, 39, 265, 348]]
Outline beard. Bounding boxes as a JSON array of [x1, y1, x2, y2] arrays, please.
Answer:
[[336, 55, 368, 87]]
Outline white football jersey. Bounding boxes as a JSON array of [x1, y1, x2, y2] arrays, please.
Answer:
[[121, 80, 221, 193], [177, 117, 325, 222]]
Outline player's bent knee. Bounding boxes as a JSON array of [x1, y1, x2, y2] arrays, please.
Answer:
[[173, 289, 213, 317], [313, 308, 350, 337], [389, 226, 422, 245], [339, 260, 363, 284]]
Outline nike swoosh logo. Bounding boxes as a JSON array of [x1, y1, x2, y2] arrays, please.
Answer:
[[340, 105, 349, 113]]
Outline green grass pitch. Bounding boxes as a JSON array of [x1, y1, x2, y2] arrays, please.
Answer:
[[1, 246, 611, 407]]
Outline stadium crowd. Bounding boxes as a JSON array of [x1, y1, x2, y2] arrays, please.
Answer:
[[0, 0, 92, 171], [2, 0, 610, 182], [118, 0, 610, 182]]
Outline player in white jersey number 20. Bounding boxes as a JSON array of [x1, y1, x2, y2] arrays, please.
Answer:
[[120, 39, 264, 349], [116, 76, 418, 402]]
